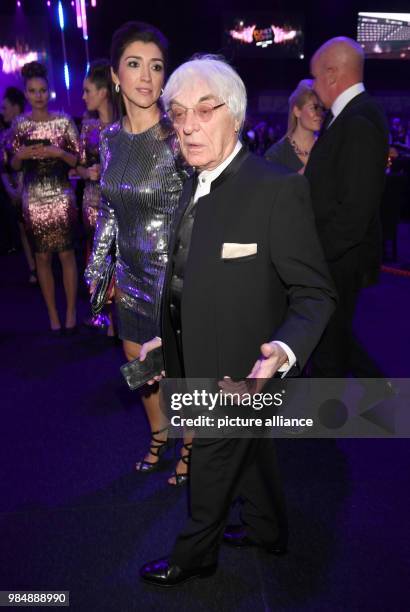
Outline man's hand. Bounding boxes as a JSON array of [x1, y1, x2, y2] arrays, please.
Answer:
[[219, 342, 289, 399], [247, 342, 288, 380], [139, 336, 165, 385]]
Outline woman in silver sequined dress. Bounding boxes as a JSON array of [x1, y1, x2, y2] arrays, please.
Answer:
[[11, 62, 79, 333], [86, 22, 192, 485]]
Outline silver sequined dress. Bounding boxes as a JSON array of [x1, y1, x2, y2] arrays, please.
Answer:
[[85, 117, 186, 344]]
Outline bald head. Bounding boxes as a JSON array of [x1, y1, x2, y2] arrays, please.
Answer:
[[311, 37, 365, 108]]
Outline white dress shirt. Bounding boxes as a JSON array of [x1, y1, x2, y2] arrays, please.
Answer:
[[194, 141, 243, 203], [328, 82, 365, 127], [195, 141, 297, 375]]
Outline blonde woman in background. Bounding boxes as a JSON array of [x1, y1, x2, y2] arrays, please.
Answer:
[[265, 79, 324, 173]]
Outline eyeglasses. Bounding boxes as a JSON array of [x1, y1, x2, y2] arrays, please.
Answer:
[[167, 102, 225, 126]]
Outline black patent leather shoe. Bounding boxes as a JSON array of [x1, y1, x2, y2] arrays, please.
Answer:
[[223, 524, 287, 555], [140, 557, 217, 587]]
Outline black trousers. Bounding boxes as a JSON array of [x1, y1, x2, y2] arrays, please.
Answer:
[[170, 437, 288, 568], [311, 253, 384, 378]]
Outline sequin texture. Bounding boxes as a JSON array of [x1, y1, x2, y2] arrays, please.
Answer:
[[85, 117, 187, 343], [10, 113, 79, 253], [78, 118, 107, 236]]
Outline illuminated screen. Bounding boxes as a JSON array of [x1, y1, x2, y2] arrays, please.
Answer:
[[0, 16, 51, 95], [357, 12, 410, 59], [223, 12, 304, 59]]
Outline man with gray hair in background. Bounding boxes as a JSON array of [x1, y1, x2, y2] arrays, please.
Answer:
[[305, 37, 389, 380], [139, 54, 336, 587]]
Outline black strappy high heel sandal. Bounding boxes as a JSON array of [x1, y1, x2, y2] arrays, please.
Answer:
[[168, 442, 192, 487], [135, 426, 169, 473]]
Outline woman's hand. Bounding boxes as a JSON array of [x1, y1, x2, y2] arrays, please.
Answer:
[[139, 337, 165, 385], [15, 145, 42, 161], [89, 280, 97, 295], [88, 278, 115, 303], [34, 145, 63, 159], [88, 164, 101, 182]]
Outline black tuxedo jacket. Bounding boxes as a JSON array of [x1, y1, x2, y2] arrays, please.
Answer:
[[304, 91, 389, 273], [161, 150, 337, 379]]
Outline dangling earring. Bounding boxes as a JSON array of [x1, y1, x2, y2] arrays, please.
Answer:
[[115, 83, 120, 93]]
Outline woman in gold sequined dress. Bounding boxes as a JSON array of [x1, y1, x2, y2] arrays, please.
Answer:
[[11, 62, 79, 333], [77, 60, 114, 332], [77, 59, 114, 244]]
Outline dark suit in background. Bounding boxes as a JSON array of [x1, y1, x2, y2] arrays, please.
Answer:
[[304, 91, 389, 377]]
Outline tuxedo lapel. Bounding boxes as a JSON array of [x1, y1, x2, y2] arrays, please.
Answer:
[[169, 175, 197, 255]]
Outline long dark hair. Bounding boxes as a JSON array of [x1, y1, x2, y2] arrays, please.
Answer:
[[85, 58, 115, 120], [86, 59, 112, 92], [110, 21, 168, 118]]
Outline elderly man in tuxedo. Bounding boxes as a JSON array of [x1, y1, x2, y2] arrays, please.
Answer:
[[139, 55, 336, 587], [305, 37, 389, 378]]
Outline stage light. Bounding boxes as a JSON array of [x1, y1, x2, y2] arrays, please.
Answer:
[[75, 0, 82, 28], [58, 1, 64, 30], [51, 91, 57, 99], [0, 47, 39, 73], [80, 0, 88, 40], [64, 63, 70, 90], [17, 1, 22, 8], [47, 0, 51, 7], [91, 0, 97, 6]]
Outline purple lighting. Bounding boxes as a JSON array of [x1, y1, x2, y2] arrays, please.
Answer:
[[17, 1, 22, 8]]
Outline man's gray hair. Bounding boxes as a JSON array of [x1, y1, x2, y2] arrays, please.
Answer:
[[163, 54, 247, 129]]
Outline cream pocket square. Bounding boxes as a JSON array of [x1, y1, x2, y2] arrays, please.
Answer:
[[221, 243, 258, 259]]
